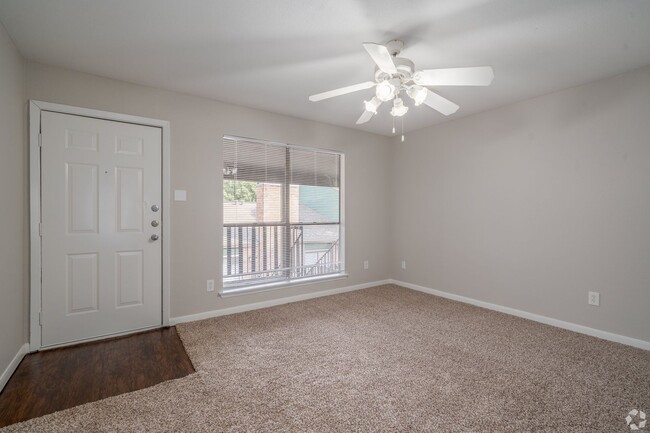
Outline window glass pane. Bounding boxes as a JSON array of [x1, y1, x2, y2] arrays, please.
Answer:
[[222, 225, 287, 286], [223, 180, 257, 224], [290, 185, 339, 224], [222, 136, 343, 289], [290, 224, 341, 278], [223, 181, 283, 224]]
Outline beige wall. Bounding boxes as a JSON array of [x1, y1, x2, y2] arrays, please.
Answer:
[[26, 62, 393, 319], [10, 57, 650, 349], [391, 66, 650, 342], [0, 24, 26, 373]]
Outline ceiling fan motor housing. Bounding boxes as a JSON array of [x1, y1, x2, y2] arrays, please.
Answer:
[[395, 57, 415, 78], [375, 57, 415, 82]]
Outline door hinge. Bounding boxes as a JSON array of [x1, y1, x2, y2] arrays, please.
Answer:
[[39, 312, 43, 326], [38, 132, 42, 147], [39, 222, 43, 237]]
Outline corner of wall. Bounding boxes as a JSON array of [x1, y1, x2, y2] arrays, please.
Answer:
[[0, 17, 29, 390]]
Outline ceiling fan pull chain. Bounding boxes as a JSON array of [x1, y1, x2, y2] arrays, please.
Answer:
[[401, 117, 405, 142], [392, 116, 396, 134]]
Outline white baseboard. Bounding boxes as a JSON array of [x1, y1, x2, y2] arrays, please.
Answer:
[[0, 343, 28, 392], [170, 279, 392, 325], [391, 279, 650, 351], [170, 277, 649, 351]]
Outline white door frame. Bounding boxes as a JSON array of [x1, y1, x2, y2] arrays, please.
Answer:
[[29, 100, 171, 351]]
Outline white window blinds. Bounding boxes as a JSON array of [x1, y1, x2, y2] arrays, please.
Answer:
[[223, 136, 343, 289]]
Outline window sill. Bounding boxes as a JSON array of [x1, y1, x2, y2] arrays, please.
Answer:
[[219, 273, 349, 298]]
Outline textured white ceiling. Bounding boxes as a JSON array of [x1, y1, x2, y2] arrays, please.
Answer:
[[1, 0, 650, 136]]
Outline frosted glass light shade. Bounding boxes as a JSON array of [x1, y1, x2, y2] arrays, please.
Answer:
[[390, 98, 408, 117], [364, 96, 381, 114], [376, 80, 396, 102]]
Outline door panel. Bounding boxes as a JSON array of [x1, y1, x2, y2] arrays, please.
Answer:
[[115, 167, 144, 232], [66, 163, 99, 234], [115, 135, 144, 156], [115, 250, 144, 307], [41, 111, 162, 347], [65, 129, 98, 151], [66, 253, 99, 314]]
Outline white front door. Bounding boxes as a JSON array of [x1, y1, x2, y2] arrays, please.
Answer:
[[40, 111, 162, 347]]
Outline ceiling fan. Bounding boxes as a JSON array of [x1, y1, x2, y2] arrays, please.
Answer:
[[308, 40, 494, 128]]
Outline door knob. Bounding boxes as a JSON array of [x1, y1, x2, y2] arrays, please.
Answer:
[[150, 234, 159, 241], [151, 205, 159, 212], [151, 220, 159, 227]]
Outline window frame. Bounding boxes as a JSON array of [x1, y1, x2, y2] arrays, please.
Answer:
[[220, 135, 346, 296]]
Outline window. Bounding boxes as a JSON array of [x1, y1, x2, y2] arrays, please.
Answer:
[[222, 136, 343, 292]]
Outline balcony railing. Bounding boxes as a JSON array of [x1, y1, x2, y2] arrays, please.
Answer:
[[223, 223, 341, 287]]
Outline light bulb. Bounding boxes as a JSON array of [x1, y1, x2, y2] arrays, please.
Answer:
[[363, 96, 381, 114], [390, 98, 409, 117], [376, 80, 396, 102], [408, 85, 428, 106]]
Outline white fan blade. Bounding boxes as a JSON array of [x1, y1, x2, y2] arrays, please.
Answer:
[[363, 43, 397, 75], [423, 90, 459, 116], [309, 81, 376, 102], [414, 66, 494, 86], [356, 110, 375, 124]]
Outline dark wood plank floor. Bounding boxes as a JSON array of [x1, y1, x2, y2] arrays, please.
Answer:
[[0, 327, 195, 427]]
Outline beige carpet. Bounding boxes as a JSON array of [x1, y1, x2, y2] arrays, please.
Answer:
[[3, 285, 649, 432]]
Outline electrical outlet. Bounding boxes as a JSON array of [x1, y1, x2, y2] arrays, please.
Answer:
[[401, 260, 406, 270], [363, 260, 369, 270], [207, 279, 215, 292], [588, 291, 600, 306]]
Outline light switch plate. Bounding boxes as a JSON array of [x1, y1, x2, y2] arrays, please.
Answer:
[[174, 189, 187, 201]]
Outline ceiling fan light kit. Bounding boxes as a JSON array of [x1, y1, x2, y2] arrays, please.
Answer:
[[364, 96, 382, 114], [407, 85, 428, 106], [390, 98, 408, 117], [309, 39, 494, 139], [376, 79, 397, 101]]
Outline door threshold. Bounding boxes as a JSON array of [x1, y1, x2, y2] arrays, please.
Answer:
[[38, 325, 163, 352]]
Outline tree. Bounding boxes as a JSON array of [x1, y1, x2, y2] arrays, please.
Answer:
[[223, 180, 257, 202]]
